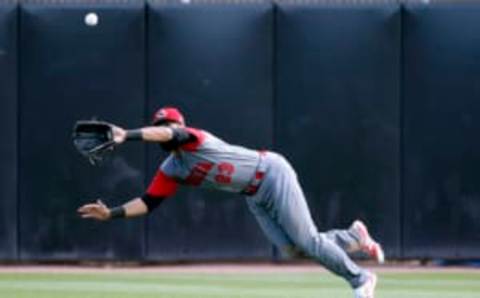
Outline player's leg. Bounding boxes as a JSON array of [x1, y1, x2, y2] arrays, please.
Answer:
[[324, 225, 384, 264], [256, 153, 371, 289], [246, 198, 296, 254], [347, 220, 385, 264], [248, 198, 329, 259], [248, 196, 356, 252], [324, 228, 361, 253], [247, 203, 373, 258]]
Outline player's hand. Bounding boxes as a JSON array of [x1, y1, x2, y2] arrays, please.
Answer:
[[111, 125, 127, 144], [77, 199, 111, 221]]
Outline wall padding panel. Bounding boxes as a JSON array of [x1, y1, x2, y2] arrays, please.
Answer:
[[403, 1, 480, 258], [147, 0, 274, 260], [0, 1, 18, 260], [276, 1, 401, 258], [19, 0, 146, 260]]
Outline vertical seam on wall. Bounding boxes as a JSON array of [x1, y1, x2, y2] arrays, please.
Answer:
[[271, 0, 278, 262], [143, 1, 150, 261], [399, 0, 405, 260], [15, 1, 21, 261]]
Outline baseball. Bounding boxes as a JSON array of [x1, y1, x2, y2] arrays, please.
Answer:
[[84, 12, 99, 27]]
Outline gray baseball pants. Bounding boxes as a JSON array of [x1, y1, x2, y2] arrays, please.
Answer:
[[246, 152, 368, 288]]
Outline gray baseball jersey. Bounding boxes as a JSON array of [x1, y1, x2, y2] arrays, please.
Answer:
[[159, 127, 262, 193]]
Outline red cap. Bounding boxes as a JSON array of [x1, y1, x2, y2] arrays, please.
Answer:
[[152, 107, 185, 126]]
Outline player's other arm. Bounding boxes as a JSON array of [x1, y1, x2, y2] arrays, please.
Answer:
[[77, 195, 165, 221], [77, 198, 145, 220], [78, 171, 177, 221]]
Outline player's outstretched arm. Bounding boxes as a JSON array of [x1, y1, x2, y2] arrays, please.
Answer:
[[111, 125, 174, 145], [77, 198, 148, 221]]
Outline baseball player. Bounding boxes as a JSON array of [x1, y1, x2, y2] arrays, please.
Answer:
[[78, 106, 384, 298]]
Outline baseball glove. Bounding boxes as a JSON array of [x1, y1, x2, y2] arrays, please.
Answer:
[[72, 120, 116, 165]]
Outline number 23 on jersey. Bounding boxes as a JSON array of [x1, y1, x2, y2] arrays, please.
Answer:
[[184, 162, 235, 186]]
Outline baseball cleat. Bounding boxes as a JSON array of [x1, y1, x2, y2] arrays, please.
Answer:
[[354, 272, 377, 298], [351, 220, 385, 264]]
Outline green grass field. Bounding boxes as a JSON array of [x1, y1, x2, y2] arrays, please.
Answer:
[[0, 270, 479, 298]]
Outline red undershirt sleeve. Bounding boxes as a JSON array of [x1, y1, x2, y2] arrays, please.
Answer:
[[146, 170, 178, 198]]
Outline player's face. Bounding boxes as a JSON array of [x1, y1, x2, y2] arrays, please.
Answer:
[[168, 122, 185, 129]]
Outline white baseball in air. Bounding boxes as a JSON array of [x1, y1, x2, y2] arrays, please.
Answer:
[[85, 12, 99, 27]]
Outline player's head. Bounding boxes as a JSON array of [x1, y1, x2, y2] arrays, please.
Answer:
[[152, 106, 185, 127]]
